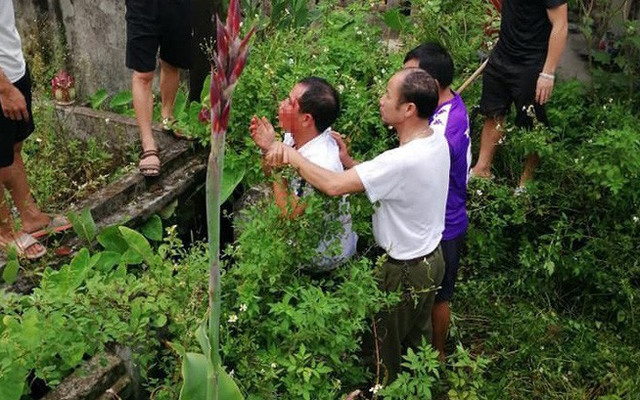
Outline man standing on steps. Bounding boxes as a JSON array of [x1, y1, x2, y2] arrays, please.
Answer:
[[125, 0, 192, 177], [265, 68, 449, 383], [0, 0, 71, 260], [403, 42, 471, 362], [471, 0, 568, 188]]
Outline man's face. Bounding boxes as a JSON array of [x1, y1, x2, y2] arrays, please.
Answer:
[[379, 72, 408, 126], [278, 83, 307, 132]]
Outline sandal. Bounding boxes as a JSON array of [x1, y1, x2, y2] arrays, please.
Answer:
[[1, 233, 47, 260], [28, 214, 73, 239], [139, 149, 161, 177], [162, 117, 192, 140]]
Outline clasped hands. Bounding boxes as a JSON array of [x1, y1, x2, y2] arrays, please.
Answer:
[[249, 115, 292, 168]]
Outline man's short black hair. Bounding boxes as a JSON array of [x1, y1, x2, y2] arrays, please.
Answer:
[[404, 42, 454, 89], [297, 77, 340, 132], [398, 68, 439, 120]]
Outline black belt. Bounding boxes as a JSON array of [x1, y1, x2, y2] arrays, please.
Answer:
[[387, 245, 440, 264]]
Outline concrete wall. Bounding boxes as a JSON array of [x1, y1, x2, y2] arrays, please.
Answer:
[[14, 0, 129, 96]]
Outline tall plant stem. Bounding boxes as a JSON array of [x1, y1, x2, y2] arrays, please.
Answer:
[[206, 131, 227, 399]]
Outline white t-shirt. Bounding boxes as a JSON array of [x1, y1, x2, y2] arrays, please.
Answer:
[[354, 134, 450, 260], [290, 128, 358, 270], [0, 0, 26, 83]]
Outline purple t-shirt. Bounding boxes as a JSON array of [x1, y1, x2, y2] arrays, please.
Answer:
[[429, 91, 471, 241]]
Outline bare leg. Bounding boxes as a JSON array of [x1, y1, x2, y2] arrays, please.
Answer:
[[159, 60, 180, 121], [0, 176, 45, 258], [0, 142, 49, 233], [519, 152, 540, 187], [431, 301, 450, 362], [132, 70, 157, 152], [472, 116, 504, 178]]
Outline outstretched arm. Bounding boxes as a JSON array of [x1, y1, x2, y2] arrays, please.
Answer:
[[266, 142, 365, 197], [536, 3, 568, 105]]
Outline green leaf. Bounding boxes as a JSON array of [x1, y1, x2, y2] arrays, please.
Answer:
[[68, 248, 93, 289], [0, 360, 26, 400], [174, 89, 188, 118], [141, 215, 163, 241], [179, 353, 244, 400], [2, 260, 20, 284], [89, 89, 109, 109], [120, 248, 144, 265], [159, 199, 179, 220], [200, 75, 211, 104], [221, 165, 246, 205], [97, 225, 129, 253], [68, 208, 97, 243], [381, 7, 407, 31], [119, 227, 155, 266], [95, 251, 122, 272], [109, 90, 133, 108]]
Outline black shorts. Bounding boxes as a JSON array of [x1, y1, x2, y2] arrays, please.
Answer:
[[125, 0, 192, 73], [479, 52, 549, 128], [435, 232, 465, 303], [0, 68, 35, 168]]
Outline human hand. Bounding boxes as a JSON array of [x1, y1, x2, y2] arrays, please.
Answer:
[[331, 130, 356, 169], [265, 141, 292, 168], [249, 115, 276, 152], [535, 74, 555, 105], [0, 84, 29, 122]]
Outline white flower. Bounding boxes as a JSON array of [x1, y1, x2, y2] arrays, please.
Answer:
[[588, 139, 593, 143], [240, 303, 248, 312], [36, 138, 42, 143], [633, 216, 639, 224], [229, 369, 235, 377], [381, 68, 386, 75], [476, 190, 483, 196], [337, 84, 345, 93], [288, 58, 294, 66], [228, 314, 238, 323], [270, 362, 277, 368], [497, 137, 505, 145], [104, 118, 110, 124], [356, 29, 363, 35], [370, 384, 383, 394]]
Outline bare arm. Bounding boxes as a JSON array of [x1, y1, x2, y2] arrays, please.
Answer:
[[271, 175, 306, 218], [536, 4, 568, 105], [0, 68, 29, 122], [267, 142, 365, 197]]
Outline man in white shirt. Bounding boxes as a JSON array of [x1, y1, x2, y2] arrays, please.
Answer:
[[0, 0, 71, 260], [265, 68, 449, 382], [250, 77, 357, 271]]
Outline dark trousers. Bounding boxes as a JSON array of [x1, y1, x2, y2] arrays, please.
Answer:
[[362, 246, 445, 383]]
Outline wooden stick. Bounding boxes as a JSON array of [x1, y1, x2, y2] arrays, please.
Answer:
[[456, 57, 489, 94]]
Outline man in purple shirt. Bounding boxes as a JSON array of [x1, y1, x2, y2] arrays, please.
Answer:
[[405, 42, 471, 361]]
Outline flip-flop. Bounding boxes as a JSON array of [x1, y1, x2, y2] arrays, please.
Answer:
[[29, 214, 73, 239], [1, 233, 47, 260], [139, 149, 161, 177]]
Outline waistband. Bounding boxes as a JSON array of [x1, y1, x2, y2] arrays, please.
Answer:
[[387, 245, 441, 265]]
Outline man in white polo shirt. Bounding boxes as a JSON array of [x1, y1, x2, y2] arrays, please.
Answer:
[[250, 76, 357, 272], [265, 68, 449, 382]]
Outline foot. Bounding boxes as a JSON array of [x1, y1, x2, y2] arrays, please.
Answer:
[[0, 231, 46, 260], [139, 149, 161, 177], [469, 168, 495, 180], [20, 213, 51, 235]]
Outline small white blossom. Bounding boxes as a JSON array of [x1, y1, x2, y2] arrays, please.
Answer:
[[337, 84, 345, 93], [381, 68, 386, 75], [476, 190, 483, 196], [370, 384, 383, 394], [228, 314, 238, 323], [240, 303, 248, 312], [588, 139, 593, 143], [356, 29, 363, 35], [36, 138, 43, 143], [229, 369, 235, 377], [104, 118, 110, 124], [288, 58, 294, 66], [633, 216, 639, 224], [270, 362, 277, 368]]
